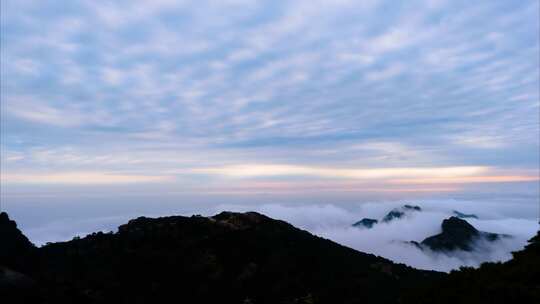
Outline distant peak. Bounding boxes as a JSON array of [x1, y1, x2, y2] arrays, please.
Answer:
[[403, 205, 422, 211], [418, 217, 505, 252], [441, 216, 478, 235], [382, 204, 422, 223], [352, 218, 378, 229], [452, 210, 479, 219]]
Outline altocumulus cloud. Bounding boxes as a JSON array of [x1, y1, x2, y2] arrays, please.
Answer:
[[1, 0, 538, 187], [1, 172, 174, 184]]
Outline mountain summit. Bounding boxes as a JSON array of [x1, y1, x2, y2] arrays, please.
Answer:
[[1, 211, 536, 304], [421, 217, 503, 252], [382, 205, 422, 223], [1, 211, 439, 304]]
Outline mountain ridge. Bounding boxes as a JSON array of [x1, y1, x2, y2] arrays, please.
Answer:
[[1, 211, 537, 304], [0, 211, 440, 304]]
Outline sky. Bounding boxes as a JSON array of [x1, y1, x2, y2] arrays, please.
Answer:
[[0, 0, 539, 250]]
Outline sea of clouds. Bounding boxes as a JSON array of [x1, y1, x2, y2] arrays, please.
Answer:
[[213, 199, 539, 272], [16, 198, 538, 272]]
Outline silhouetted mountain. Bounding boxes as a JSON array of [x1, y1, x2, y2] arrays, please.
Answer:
[[452, 210, 478, 219], [382, 205, 422, 223], [403, 231, 540, 304], [2, 211, 440, 304], [351, 205, 422, 228], [0, 212, 36, 272], [420, 217, 504, 252], [352, 218, 378, 229], [403, 205, 422, 211], [0, 213, 39, 303], [2, 211, 536, 304]]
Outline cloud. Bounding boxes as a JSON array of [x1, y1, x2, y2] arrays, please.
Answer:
[[1, 1, 537, 277], [12, 59, 41, 76], [365, 63, 404, 82], [101, 67, 125, 86], [192, 164, 488, 179], [7, 98, 86, 127], [391, 175, 539, 184], [0, 0, 537, 195], [22, 214, 136, 246], [366, 28, 413, 54], [1, 172, 173, 185], [213, 200, 539, 272], [451, 134, 505, 149], [14, 198, 538, 272]]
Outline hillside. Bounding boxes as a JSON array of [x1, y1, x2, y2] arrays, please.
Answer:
[[1, 211, 439, 304], [0, 212, 36, 271], [1, 211, 538, 303]]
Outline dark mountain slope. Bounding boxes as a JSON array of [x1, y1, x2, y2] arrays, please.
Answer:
[[403, 230, 540, 304], [14, 211, 439, 304], [0, 213, 39, 303], [0, 212, 36, 272], [4, 211, 537, 304]]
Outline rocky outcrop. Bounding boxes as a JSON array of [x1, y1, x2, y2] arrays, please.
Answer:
[[352, 218, 378, 229], [382, 205, 422, 223], [420, 217, 505, 252], [352, 204, 422, 228]]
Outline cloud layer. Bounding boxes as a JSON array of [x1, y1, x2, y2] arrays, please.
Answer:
[[1, 0, 538, 195], [14, 199, 538, 272], [214, 200, 539, 272]]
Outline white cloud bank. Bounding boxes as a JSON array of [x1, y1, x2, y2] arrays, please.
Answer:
[[16, 199, 538, 272], [214, 200, 539, 272]]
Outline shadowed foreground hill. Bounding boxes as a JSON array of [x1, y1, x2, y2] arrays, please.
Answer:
[[0, 212, 35, 272], [0, 212, 38, 302], [1, 211, 538, 303], [2, 211, 438, 304]]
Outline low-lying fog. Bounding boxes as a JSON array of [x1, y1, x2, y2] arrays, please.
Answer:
[[215, 199, 538, 272], [9, 198, 539, 272]]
